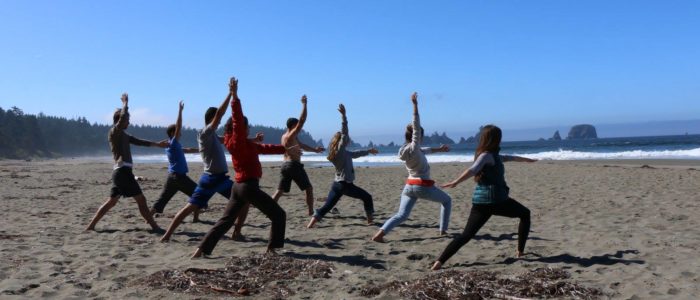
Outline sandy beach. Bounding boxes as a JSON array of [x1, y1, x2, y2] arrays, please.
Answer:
[[1, 159, 699, 299]]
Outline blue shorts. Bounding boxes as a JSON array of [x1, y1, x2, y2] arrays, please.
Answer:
[[188, 173, 233, 209]]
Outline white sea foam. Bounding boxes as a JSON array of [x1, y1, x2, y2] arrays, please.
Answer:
[[131, 147, 700, 165]]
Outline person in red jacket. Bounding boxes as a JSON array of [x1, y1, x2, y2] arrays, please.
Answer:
[[193, 77, 298, 257]]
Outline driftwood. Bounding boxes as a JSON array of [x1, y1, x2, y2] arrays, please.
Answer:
[[360, 267, 602, 299], [140, 253, 334, 298]]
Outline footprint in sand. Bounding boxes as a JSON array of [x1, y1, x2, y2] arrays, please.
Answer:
[[407, 253, 431, 261]]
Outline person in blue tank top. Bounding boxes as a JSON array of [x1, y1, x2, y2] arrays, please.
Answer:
[[150, 101, 201, 221], [431, 125, 537, 270]]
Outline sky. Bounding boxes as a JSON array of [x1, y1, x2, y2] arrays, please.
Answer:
[[1, 1, 699, 143]]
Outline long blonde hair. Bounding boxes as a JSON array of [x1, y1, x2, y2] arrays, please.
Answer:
[[327, 132, 342, 161]]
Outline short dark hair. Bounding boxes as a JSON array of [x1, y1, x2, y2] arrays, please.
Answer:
[[224, 116, 249, 134], [204, 107, 217, 125], [405, 124, 425, 142], [286, 118, 299, 130], [113, 109, 128, 124], [166, 124, 177, 138]]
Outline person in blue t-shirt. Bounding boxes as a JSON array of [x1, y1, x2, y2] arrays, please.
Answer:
[[150, 101, 201, 221]]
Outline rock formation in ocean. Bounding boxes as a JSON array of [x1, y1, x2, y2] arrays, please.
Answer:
[[549, 130, 562, 141], [567, 124, 598, 139]]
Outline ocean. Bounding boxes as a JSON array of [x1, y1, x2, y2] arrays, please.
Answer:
[[132, 134, 700, 167]]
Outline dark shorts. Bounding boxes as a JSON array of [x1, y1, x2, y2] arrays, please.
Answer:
[[277, 160, 312, 193], [188, 173, 233, 209], [110, 167, 142, 198], [152, 173, 198, 213]]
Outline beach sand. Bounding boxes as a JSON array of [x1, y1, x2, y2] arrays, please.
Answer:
[[1, 159, 699, 299]]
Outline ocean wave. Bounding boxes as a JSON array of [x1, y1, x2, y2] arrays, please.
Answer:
[[519, 148, 700, 160], [132, 147, 700, 164]]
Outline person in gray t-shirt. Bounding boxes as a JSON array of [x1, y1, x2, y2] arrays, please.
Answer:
[[307, 104, 378, 228], [198, 119, 228, 175]]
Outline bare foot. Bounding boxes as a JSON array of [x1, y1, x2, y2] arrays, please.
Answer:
[[366, 217, 374, 226], [371, 230, 385, 243], [516, 250, 524, 258], [431, 261, 442, 271], [266, 248, 278, 256], [160, 236, 170, 243], [306, 217, 318, 228], [191, 248, 203, 258], [84, 226, 95, 232]]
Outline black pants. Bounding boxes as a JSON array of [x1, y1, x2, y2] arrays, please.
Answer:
[[437, 198, 530, 264], [198, 179, 286, 255], [313, 181, 374, 221], [151, 173, 197, 213]]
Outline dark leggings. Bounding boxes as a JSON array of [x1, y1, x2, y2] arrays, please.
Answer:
[[152, 173, 197, 213], [198, 179, 286, 255], [314, 181, 374, 221], [437, 198, 530, 264]]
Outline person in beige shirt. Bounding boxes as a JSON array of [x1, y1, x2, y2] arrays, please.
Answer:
[[86, 93, 167, 232]]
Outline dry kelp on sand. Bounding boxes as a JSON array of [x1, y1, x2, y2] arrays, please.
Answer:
[[141, 253, 334, 298], [361, 267, 602, 299]]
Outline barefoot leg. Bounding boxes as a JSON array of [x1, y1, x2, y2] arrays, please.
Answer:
[[86, 196, 119, 231], [161, 204, 198, 242]]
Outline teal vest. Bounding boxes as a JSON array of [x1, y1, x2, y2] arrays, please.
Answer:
[[471, 153, 510, 204]]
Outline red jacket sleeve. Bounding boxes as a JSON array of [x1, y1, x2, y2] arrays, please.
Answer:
[[223, 131, 234, 153], [231, 97, 246, 145], [256, 143, 286, 155]]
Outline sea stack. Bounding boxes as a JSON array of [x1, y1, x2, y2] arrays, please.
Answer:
[[567, 124, 598, 139], [550, 130, 562, 141]]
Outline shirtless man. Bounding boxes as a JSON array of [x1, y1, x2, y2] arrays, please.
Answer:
[[272, 95, 325, 214]]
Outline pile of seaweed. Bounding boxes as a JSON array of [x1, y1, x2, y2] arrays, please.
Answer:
[[141, 253, 334, 298], [360, 267, 602, 299]]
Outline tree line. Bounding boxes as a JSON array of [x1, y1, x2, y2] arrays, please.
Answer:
[[0, 106, 321, 159]]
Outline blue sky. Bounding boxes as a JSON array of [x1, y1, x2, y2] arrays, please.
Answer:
[[1, 1, 698, 143]]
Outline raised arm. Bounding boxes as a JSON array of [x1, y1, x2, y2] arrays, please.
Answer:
[[116, 93, 130, 129], [174, 100, 184, 141], [338, 103, 349, 149], [229, 77, 248, 144], [410, 92, 422, 151], [411, 92, 421, 146], [289, 95, 308, 137], [209, 91, 231, 131]]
